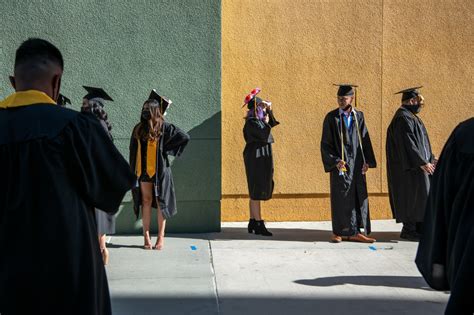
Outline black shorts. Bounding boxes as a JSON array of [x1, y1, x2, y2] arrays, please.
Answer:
[[139, 174, 156, 183]]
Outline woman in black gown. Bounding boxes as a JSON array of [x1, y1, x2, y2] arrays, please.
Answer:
[[243, 88, 279, 236], [80, 86, 116, 265], [129, 90, 190, 250]]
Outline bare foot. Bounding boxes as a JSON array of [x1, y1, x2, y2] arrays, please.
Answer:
[[144, 236, 152, 250], [154, 236, 164, 250]]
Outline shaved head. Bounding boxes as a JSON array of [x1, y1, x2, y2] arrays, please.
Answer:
[[10, 38, 64, 101]]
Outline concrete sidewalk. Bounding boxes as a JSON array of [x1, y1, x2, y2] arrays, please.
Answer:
[[106, 220, 448, 315]]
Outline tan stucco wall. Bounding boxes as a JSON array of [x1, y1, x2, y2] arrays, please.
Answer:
[[221, 0, 474, 221]]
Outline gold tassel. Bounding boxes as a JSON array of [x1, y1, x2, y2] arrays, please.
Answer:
[[254, 97, 257, 118], [354, 88, 358, 108]]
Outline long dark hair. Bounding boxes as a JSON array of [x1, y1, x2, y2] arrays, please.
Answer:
[[81, 98, 113, 139], [134, 100, 165, 141]]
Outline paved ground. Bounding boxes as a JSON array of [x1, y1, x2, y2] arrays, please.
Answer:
[[106, 220, 449, 315]]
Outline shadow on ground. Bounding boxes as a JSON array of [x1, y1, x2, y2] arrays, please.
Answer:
[[294, 275, 446, 290], [112, 296, 446, 315], [107, 243, 143, 249], [145, 227, 406, 243]]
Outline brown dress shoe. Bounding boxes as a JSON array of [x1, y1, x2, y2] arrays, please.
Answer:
[[347, 233, 376, 243], [331, 234, 342, 243]]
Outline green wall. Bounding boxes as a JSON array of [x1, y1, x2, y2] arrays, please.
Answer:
[[1, 0, 221, 233]]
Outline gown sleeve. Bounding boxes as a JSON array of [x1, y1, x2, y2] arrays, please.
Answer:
[[357, 111, 377, 168], [415, 130, 456, 291], [244, 118, 272, 143], [394, 116, 429, 170], [129, 125, 139, 175], [64, 113, 136, 213], [320, 113, 341, 172], [163, 122, 190, 157], [267, 109, 280, 128]]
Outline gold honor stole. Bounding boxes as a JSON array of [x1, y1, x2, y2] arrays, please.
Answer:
[[135, 138, 157, 178], [0, 90, 56, 108]]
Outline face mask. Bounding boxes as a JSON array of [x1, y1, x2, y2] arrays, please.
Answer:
[[80, 106, 90, 113], [412, 104, 421, 113], [404, 104, 421, 114], [141, 109, 151, 120]]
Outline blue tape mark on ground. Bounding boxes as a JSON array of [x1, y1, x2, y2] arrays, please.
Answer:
[[190, 246, 197, 250], [369, 245, 377, 251]]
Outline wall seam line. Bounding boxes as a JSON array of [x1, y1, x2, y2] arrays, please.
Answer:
[[380, 0, 385, 194]]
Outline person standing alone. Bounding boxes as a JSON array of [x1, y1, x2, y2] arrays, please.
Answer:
[[321, 84, 377, 243], [386, 86, 435, 241]]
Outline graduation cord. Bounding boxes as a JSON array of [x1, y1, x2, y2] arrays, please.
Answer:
[[354, 88, 358, 108], [353, 109, 367, 165], [352, 88, 365, 164], [339, 113, 347, 174]]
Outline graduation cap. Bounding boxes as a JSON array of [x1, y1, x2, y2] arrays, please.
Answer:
[[57, 94, 71, 107], [242, 87, 262, 109], [334, 84, 359, 107], [334, 84, 358, 96], [395, 86, 423, 101], [82, 86, 114, 102], [147, 89, 172, 114]]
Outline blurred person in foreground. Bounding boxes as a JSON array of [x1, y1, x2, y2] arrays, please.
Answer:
[[416, 118, 474, 315], [0, 38, 135, 315]]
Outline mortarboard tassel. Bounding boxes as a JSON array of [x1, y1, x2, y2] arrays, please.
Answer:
[[354, 88, 358, 108], [254, 97, 257, 119]]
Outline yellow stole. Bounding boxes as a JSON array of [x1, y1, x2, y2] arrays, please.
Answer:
[[0, 90, 56, 108], [135, 138, 157, 177]]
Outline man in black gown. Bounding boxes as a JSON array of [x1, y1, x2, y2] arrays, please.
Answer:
[[0, 38, 135, 314], [416, 118, 474, 314], [386, 87, 435, 241], [321, 84, 377, 243]]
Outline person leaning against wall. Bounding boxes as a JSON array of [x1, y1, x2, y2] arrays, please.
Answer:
[[242, 88, 280, 237], [129, 90, 190, 250]]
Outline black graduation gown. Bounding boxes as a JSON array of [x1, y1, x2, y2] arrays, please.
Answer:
[[129, 122, 190, 219], [320, 108, 377, 236], [243, 110, 279, 201], [415, 118, 474, 315], [95, 118, 117, 235], [0, 105, 135, 315], [386, 107, 435, 223]]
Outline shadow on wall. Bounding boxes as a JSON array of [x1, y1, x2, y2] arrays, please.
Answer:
[[111, 296, 447, 315], [114, 112, 222, 234]]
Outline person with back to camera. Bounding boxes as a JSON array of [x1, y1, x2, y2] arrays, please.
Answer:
[[0, 38, 135, 315], [80, 85, 117, 265]]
